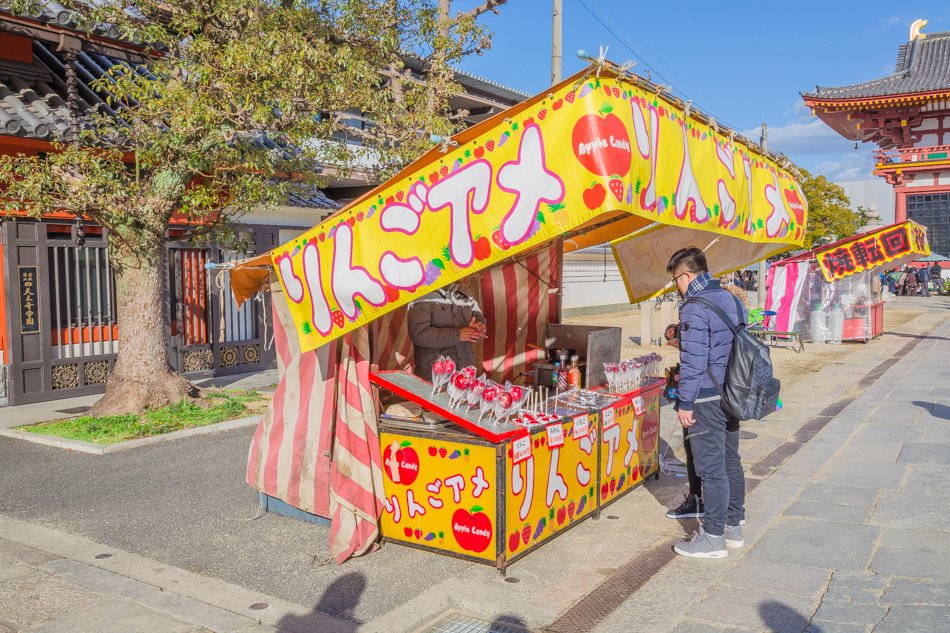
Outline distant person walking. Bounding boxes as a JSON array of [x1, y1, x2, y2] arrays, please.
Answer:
[[903, 267, 919, 297], [917, 264, 932, 297], [930, 263, 942, 294]]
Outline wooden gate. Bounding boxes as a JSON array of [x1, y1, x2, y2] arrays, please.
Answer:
[[167, 230, 277, 377], [2, 221, 116, 404], [2, 221, 277, 405]]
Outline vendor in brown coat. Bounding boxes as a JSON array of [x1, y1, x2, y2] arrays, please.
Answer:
[[408, 280, 486, 382]]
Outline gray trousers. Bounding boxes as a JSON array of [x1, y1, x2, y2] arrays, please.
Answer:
[[689, 399, 745, 535]]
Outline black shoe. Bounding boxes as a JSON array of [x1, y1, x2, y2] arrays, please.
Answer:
[[666, 494, 705, 519]]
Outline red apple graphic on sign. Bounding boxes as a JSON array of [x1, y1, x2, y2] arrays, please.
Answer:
[[473, 236, 492, 261], [383, 441, 419, 485], [508, 531, 520, 553], [571, 107, 632, 177], [452, 507, 493, 553], [556, 506, 567, 526], [583, 183, 607, 210], [782, 186, 806, 225]]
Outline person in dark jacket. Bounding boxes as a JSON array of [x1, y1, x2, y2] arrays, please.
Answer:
[[931, 263, 942, 294], [885, 268, 900, 295], [668, 247, 746, 558], [917, 264, 932, 297], [903, 266, 919, 296], [407, 280, 486, 382]]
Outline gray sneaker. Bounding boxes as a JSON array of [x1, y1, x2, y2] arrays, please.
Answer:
[[724, 525, 743, 548], [673, 528, 727, 559]]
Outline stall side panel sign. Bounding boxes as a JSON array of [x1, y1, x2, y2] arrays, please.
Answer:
[[599, 399, 642, 506], [380, 433, 497, 560], [637, 391, 662, 480], [504, 418, 598, 558], [271, 69, 808, 352]]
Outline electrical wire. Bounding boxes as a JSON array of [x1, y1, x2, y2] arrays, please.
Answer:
[[576, 0, 748, 133]]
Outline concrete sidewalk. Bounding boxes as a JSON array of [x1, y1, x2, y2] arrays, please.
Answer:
[[0, 301, 947, 633], [0, 515, 351, 633], [594, 303, 950, 632], [0, 369, 277, 429]]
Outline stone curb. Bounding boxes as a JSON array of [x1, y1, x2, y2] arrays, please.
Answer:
[[0, 415, 261, 455], [0, 515, 353, 633]]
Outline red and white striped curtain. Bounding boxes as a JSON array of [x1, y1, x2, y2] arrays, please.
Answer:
[[246, 245, 559, 563], [247, 287, 384, 563], [368, 244, 560, 382], [477, 245, 561, 383]]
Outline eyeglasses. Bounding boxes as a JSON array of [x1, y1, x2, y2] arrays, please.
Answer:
[[671, 271, 690, 284]]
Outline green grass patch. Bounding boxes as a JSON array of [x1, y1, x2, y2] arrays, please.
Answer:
[[19, 389, 269, 445]]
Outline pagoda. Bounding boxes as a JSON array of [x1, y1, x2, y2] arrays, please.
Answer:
[[803, 19, 950, 257]]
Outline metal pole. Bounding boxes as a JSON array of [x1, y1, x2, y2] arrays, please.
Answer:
[[758, 123, 768, 309], [552, 0, 562, 85]]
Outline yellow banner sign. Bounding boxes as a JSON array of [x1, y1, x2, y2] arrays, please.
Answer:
[[380, 433, 498, 560], [274, 67, 807, 351], [816, 221, 930, 282]]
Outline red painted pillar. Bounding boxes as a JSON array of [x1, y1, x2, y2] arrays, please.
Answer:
[[894, 189, 907, 222]]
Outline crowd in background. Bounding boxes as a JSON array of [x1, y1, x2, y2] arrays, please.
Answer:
[[884, 263, 944, 297]]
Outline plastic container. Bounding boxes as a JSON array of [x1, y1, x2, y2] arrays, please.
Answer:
[[809, 309, 828, 343], [827, 306, 844, 344]]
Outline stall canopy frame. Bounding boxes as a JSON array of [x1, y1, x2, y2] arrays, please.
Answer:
[[232, 58, 810, 564]]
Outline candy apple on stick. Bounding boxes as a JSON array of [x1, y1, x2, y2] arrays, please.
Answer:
[[447, 371, 471, 408], [466, 376, 487, 410], [478, 383, 500, 423]]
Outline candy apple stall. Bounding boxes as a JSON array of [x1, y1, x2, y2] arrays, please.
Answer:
[[226, 58, 808, 571]]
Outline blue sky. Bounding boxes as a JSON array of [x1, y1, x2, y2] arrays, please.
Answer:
[[457, 1, 950, 182]]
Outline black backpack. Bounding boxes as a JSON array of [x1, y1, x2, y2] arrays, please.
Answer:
[[687, 296, 781, 421]]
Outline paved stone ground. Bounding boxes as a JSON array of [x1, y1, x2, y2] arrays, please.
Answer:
[[595, 297, 950, 633], [0, 298, 946, 632]]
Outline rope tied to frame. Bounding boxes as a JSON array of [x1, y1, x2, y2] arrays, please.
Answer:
[[214, 268, 227, 343]]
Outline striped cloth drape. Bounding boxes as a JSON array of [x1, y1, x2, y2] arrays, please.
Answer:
[[370, 306, 414, 373], [246, 285, 335, 518], [247, 287, 384, 563], [764, 260, 809, 332], [478, 245, 561, 383], [246, 245, 559, 563], [327, 328, 385, 563]]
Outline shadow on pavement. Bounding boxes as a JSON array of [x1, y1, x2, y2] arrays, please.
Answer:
[[883, 331, 950, 341], [278, 571, 365, 632], [643, 434, 697, 539], [758, 600, 820, 632], [912, 401, 950, 419], [490, 614, 530, 632]]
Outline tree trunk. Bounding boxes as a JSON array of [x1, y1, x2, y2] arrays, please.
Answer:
[[89, 238, 194, 415]]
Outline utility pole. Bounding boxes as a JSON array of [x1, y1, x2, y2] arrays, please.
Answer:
[[757, 123, 768, 309], [553, 0, 565, 323], [552, 0, 562, 85]]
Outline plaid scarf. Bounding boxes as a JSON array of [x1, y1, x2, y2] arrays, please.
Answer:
[[680, 271, 713, 308]]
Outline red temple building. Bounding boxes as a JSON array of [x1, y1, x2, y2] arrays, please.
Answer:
[[803, 19, 950, 257]]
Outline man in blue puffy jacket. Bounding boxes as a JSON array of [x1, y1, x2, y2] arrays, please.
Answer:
[[668, 247, 746, 558]]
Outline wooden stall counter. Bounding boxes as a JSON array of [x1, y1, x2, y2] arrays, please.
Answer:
[[372, 371, 664, 572]]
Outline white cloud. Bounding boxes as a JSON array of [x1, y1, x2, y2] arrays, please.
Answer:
[[815, 155, 877, 182], [878, 15, 903, 30], [743, 119, 877, 181], [743, 119, 852, 156]]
